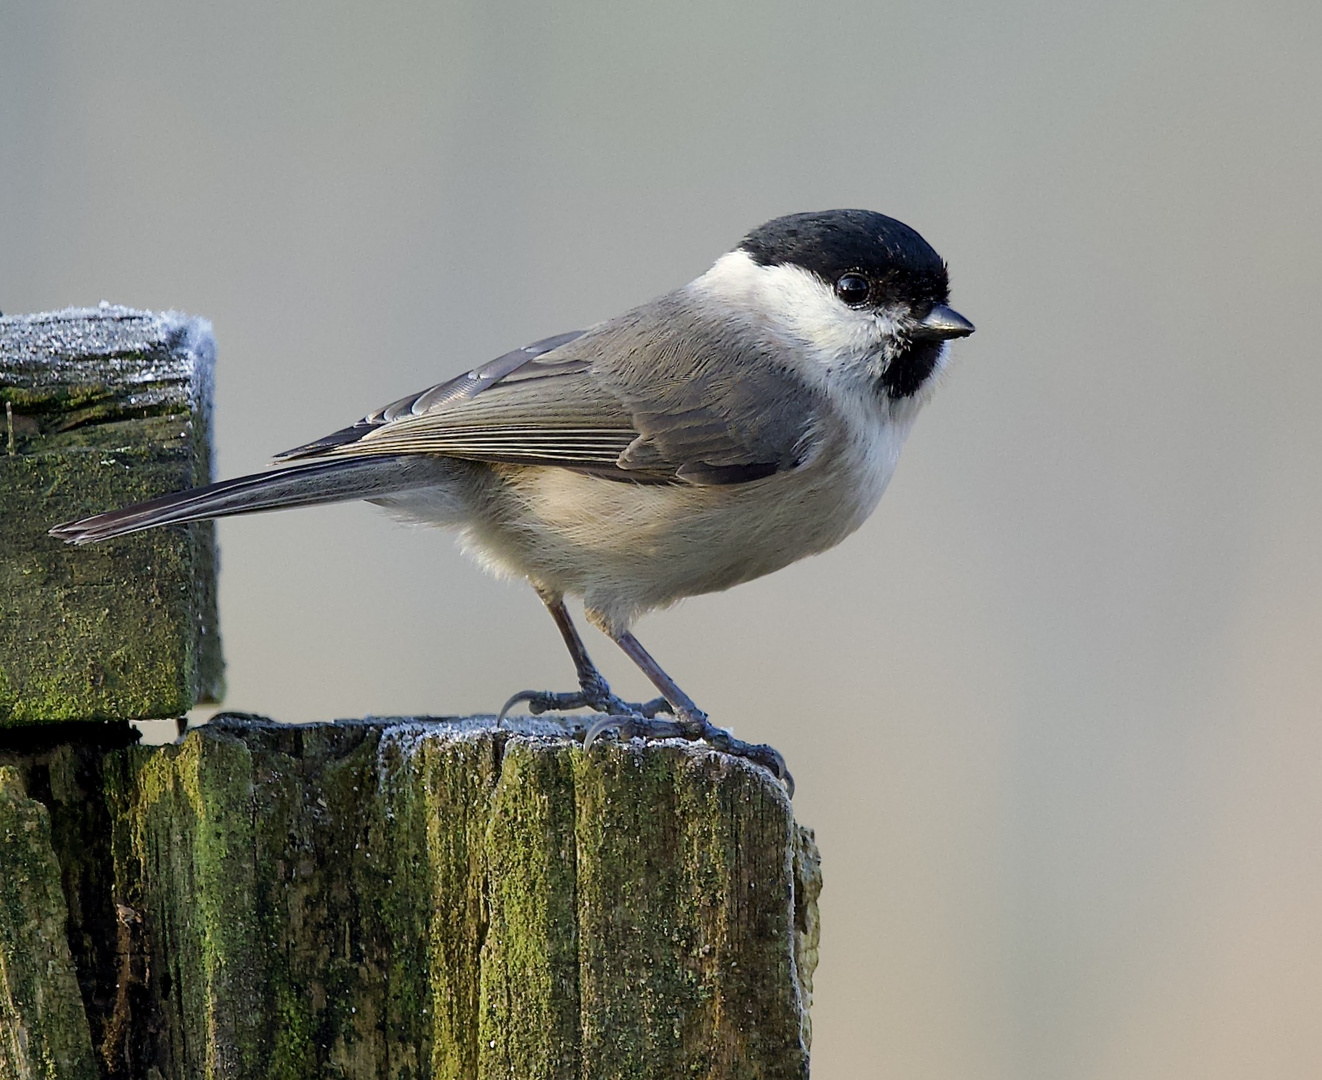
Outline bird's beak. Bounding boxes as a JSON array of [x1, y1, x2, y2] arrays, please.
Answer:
[[914, 304, 975, 340]]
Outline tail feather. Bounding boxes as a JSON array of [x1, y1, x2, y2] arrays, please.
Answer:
[[50, 456, 421, 545]]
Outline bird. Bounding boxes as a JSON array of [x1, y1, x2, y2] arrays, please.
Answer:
[[51, 209, 973, 792]]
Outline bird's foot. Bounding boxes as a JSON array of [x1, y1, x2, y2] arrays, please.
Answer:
[[497, 672, 671, 726], [498, 681, 791, 796], [583, 709, 795, 798]]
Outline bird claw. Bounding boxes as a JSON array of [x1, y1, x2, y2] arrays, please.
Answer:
[[497, 688, 591, 722], [582, 714, 689, 749], [691, 723, 795, 798], [580, 713, 795, 798], [497, 684, 791, 797], [583, 713, 628, 750], [496, 683, 672, 726]]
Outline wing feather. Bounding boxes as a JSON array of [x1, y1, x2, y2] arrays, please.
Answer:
[[274, 292, 821, 485]]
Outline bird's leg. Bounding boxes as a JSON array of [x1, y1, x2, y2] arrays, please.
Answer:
[[609, 629, 708, 729], [587, 617, 795, 796], [497, 590, 671, 723]]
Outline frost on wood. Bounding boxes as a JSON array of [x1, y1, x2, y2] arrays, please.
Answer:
[[4, 717, 820, 1079], [0, 306, 223, 725]]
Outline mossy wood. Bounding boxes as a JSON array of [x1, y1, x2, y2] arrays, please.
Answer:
[[0, 306, 223, 726], [0, 716, 820, 1080], [0, 763, 100, 1079]]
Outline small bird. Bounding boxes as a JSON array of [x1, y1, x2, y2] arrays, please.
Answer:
[[52, 210, 973, 791]]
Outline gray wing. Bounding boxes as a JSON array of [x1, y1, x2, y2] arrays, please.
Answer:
[[277, 295, 823, 485], [275, 330, 589, 458]]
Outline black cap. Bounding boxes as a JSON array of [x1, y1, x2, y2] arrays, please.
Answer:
[[740, 209, 950, 308]]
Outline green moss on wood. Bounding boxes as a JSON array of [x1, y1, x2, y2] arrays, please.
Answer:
[[571, 742, 810, 1079], [0, 765, 98, 1080], [6, 718, 819, 1078], [0, 308, 223, 726], [477, 739, 581, 1079], [0, 438, 220, 723]]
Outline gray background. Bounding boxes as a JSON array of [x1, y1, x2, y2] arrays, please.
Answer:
[[4, 1, 1321, 1076]]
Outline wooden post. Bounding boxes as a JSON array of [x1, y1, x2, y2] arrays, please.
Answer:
[[2, 718, 821, 1080], [0, 306, 223, 725], [0, 764, 100, 1080], [0, 311, 821, 1079]]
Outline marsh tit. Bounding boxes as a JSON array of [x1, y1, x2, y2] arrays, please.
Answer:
[[52, 210, 974, 790]]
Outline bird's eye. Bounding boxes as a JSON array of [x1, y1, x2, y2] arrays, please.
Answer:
[[834, 273, 870, 306]]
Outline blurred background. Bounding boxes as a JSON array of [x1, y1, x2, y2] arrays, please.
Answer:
[[4, 0, 1321, 1075]]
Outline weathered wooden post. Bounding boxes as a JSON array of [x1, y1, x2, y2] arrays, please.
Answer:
[[0, 309, 821, 1080], [0, 305, 223, 723]]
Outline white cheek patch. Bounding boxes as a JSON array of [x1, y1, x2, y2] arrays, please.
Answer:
[[691, 250, 890, 388]]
